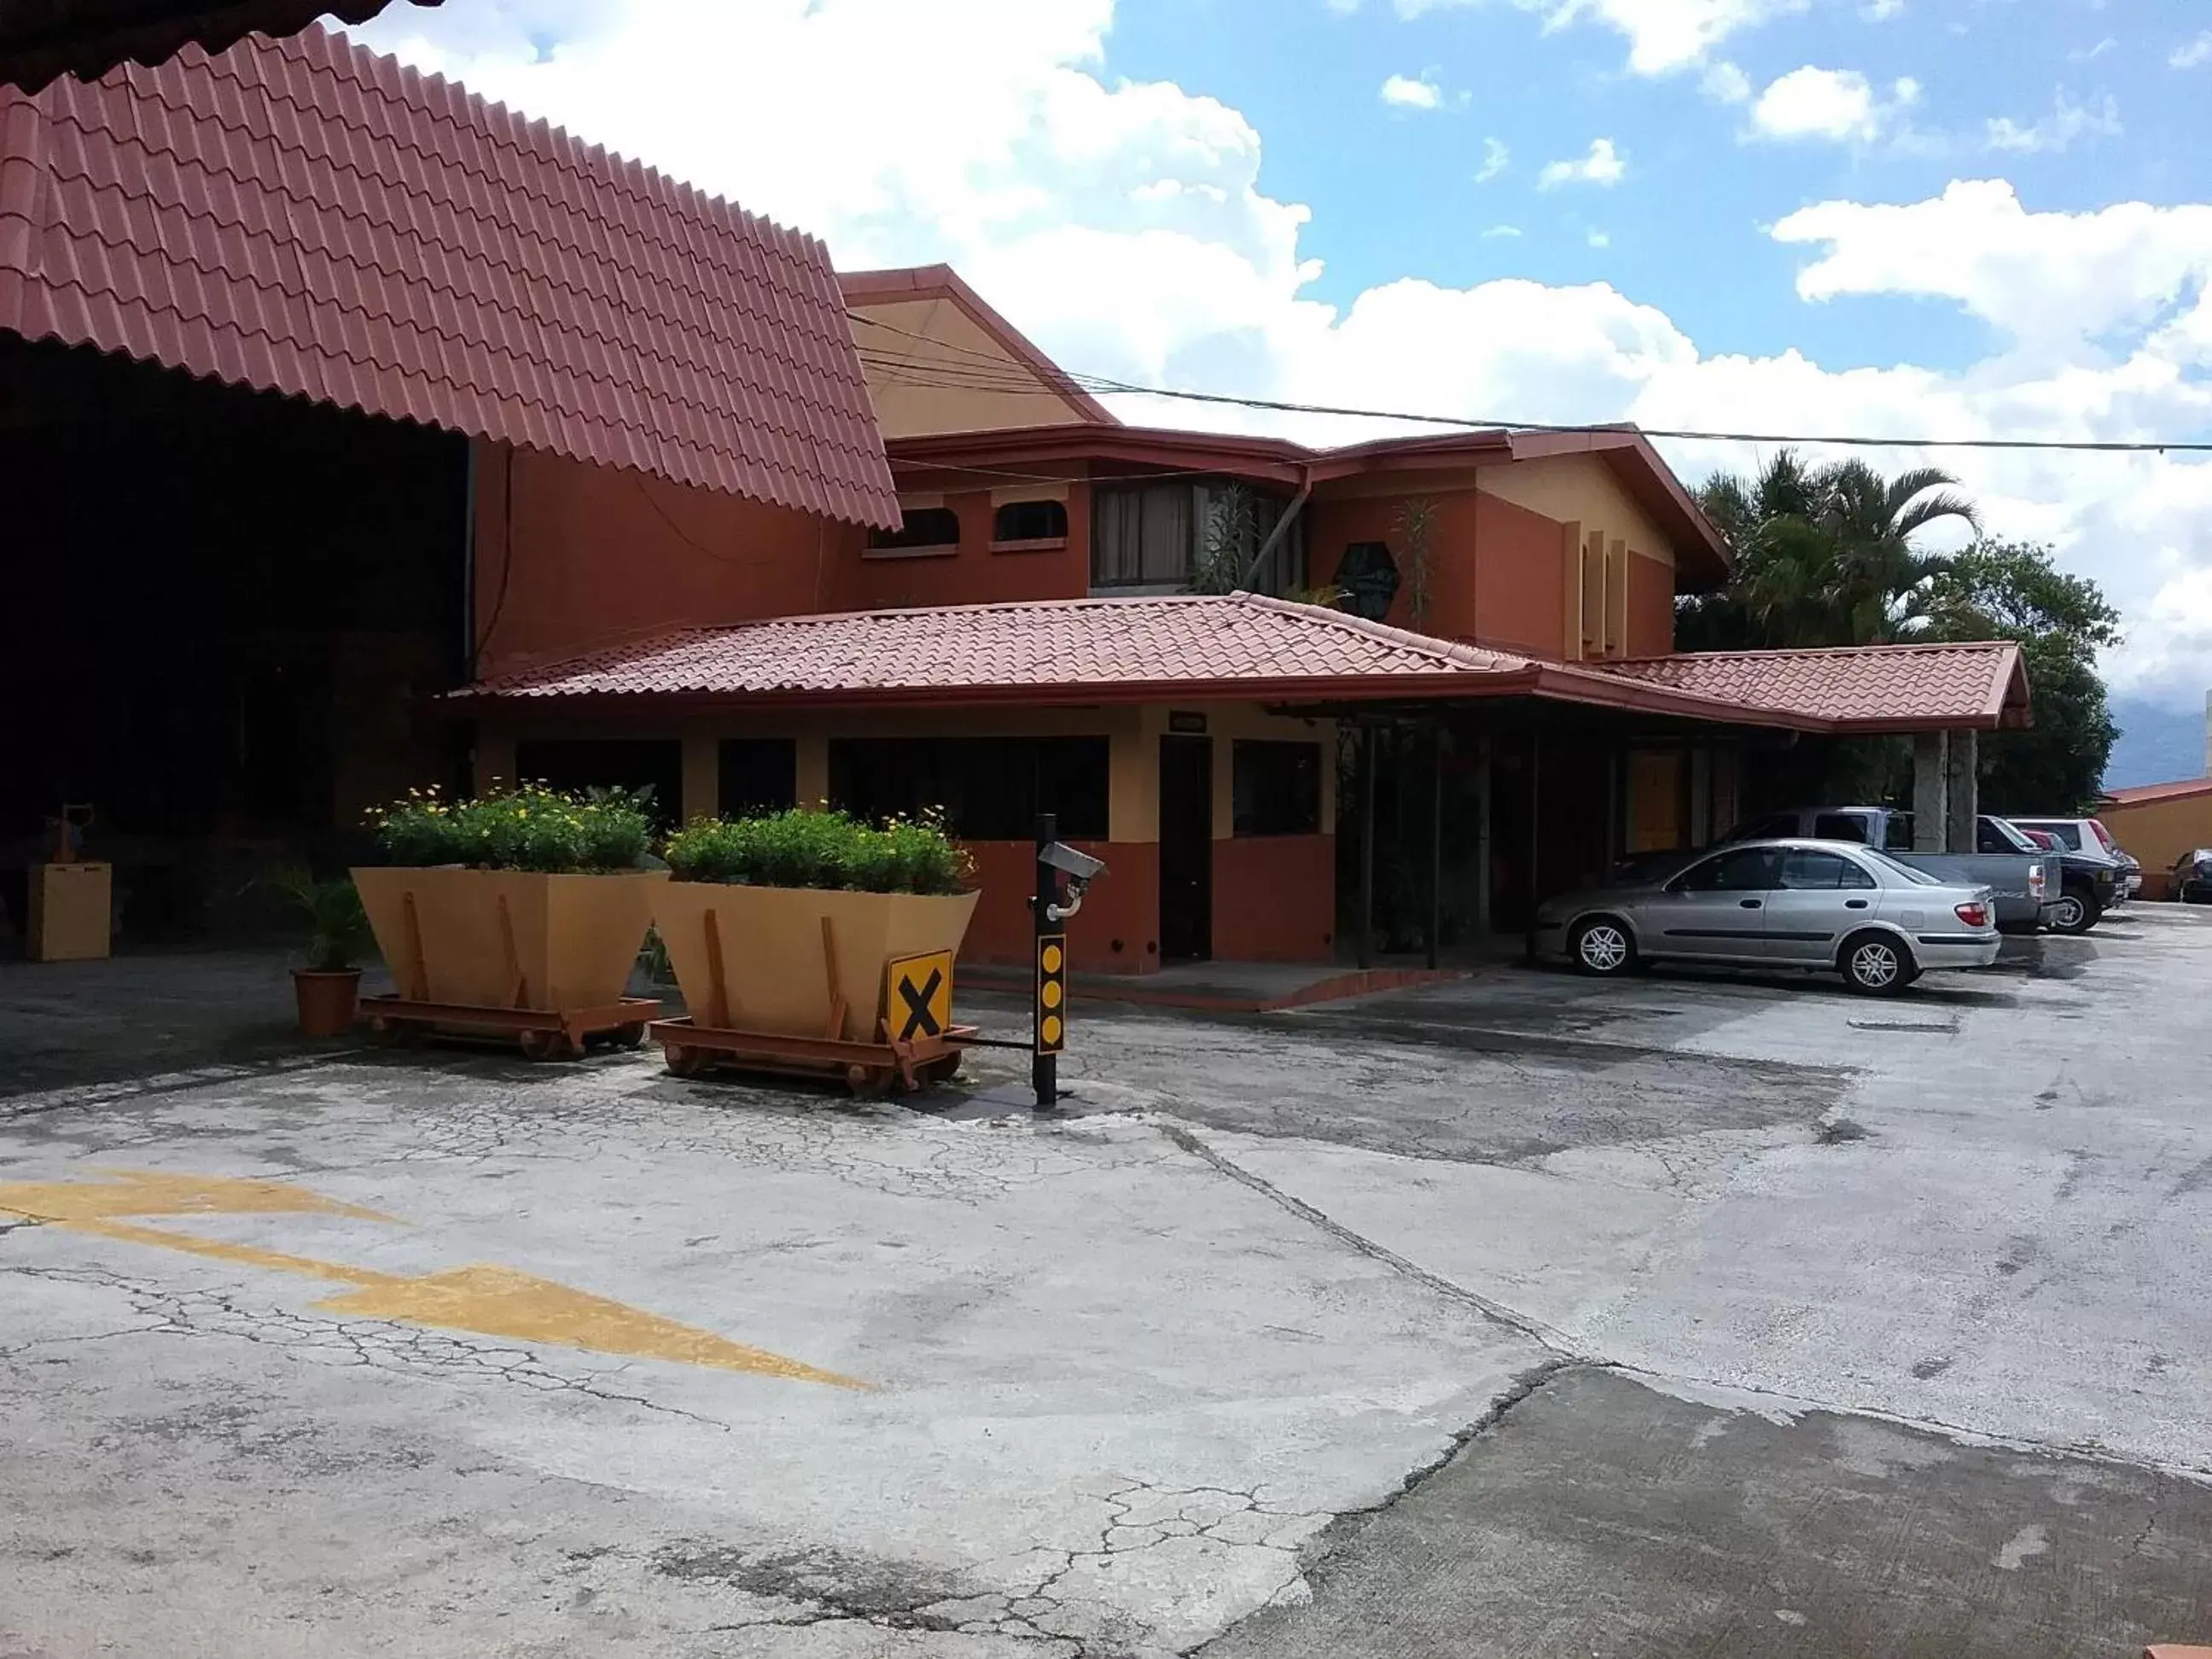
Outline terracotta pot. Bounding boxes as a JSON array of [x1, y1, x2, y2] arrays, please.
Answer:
[[653, 882, 980, 1040], [292, 968, 362, 1038], [352, 867, 667, 1012]]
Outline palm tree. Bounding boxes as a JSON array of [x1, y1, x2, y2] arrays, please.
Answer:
[[1686, 450, 1979, 649]]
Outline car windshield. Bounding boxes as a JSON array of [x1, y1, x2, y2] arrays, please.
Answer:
[[2021, 820, 2084, 849], [1982, 818, 2036, 853], [1864, 849, 1943, 886]]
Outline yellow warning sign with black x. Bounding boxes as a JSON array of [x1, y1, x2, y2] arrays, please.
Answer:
[[884, 950, 954, 1044]]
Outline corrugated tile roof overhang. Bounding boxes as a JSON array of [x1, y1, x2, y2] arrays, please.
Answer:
[[881, 422, 1732, 588], [0, 25, 900, 527], [1, 0, 433, 91], [1604, 640, 2032, 733], [442, 594, 2016, 735]]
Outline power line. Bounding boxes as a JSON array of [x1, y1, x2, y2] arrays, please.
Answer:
[[847, 306, 2212, 457]]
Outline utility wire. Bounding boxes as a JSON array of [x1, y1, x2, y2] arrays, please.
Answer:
[[848, 307, 2212, 457]]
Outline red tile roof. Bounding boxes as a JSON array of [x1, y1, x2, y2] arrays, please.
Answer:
[[1604, 640, 2032, 731], [451, 592, 2008, 731], [2103, 777, 2212, 806], [1, 0, 433, 92], [0, 25, 899, 526]]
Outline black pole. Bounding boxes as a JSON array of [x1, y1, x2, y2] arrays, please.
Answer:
[[1358, 726, 1377, 970], [1033, 812, 1057, 1111], [1427, 723, 1443, 971]]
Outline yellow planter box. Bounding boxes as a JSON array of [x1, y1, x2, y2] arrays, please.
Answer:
[[29, 862, 112, 962], [653, 882, 980, 1042], [352, 866, 667, 1013]]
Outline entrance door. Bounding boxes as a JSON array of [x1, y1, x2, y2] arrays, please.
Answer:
[[1158, 736, 1213, 962]]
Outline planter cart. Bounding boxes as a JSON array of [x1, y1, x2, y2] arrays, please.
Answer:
[[354, 870, 662, 1060], [651, 907, 975, 1094]]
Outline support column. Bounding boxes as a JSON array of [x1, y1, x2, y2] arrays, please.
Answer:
[[1357, 725, 1377, 971], [1912, 731, 1948, 853], [1944, 728, 1978, 853], [1473, 737, 1493, 935], [680, 735, 718, 824], [1426, 724, 1443, 971]]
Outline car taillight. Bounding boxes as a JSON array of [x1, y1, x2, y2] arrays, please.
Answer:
[[2091, 821, 2116, 850], [2029, 863, 2046, 901], [1955, 902, 1990, 928]]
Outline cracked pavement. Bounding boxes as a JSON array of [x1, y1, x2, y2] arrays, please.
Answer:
[[5, 905, 2212, 1656]]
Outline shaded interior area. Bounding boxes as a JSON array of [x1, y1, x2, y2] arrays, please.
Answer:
[[0, 336, 470, 944]]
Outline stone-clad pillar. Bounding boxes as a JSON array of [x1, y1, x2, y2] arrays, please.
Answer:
[[1912, 731, 1947, 853]]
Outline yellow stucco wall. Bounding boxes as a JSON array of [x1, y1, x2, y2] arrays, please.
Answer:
[[847, 299, 1094, 438], [1472, 455, 1674, 570], [2102, 790, 2212, 894]]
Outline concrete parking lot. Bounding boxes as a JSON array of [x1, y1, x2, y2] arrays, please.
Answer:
[[4, 906, 2211, 1656]]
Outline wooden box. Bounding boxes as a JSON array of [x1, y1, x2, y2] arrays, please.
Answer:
[[29, 862, 112, 962]]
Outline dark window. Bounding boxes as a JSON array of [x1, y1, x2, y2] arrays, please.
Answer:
[[1674, 847, 1779, 894], [2021, 820, 2083, 849], [828, 736, 1109, 841], [718, 738, 797, 818], [993, 499, 1068, 543], [1883, 814, 1915, 853], [1813, 812, 1871, 843], [1232, 741, 1321, 836], [512, 738, 682, 827], [867, 506, 961, 552], [1778, 849, 1876, 890], [1978, 817, 2034, 854], [1091, 483, 1194, 586]]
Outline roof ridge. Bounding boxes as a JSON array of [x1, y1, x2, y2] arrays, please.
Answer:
[[1231, 592, 1532, 672], [1614, 639, 2019, 666]]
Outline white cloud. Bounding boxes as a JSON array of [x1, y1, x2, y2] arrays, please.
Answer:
[[1749, 65, 1914, 143], [1382, 0, 1804, 76], [1986, 90, 2121, 154], [1587, 228, 1611, 248], [2172, 32, 2212, 69], [1476, 136, 1510, 183], [1482, 223, 1524, 237], [1538, 137, 1625, 189], [1702, 59, 1752, 103], [359, 0, 2212, 702], [1863, 0, 1903, 17], [2073, 37, 2116, 61], [1380, 72, 1443, 109]]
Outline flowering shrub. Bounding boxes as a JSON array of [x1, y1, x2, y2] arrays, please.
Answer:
[[370, 786, 654, 874], [664, 809, 968, 895]]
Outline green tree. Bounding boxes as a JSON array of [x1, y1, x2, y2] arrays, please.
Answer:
[[1679, 449, 1978, 649], [1922, 539, 2122, 812]]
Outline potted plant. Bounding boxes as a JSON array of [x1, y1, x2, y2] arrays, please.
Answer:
[[272, 866, 371, 1037], [352, 785, 667, 1014], [655, 810, 979, 1041]]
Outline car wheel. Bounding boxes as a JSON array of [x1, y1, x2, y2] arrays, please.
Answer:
[[1839, 931, 1913, 996], [1569, 917, 1636, 977], [2050, 888, 2099, 935]]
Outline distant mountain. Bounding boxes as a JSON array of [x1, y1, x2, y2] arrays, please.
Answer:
[[2104, 696, 2208, 792]]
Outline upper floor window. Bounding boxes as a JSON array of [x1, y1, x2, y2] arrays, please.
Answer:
[[993, 499, 1068, 544], [867, 505, 961, 554], [1091, 480, 1306, 596]]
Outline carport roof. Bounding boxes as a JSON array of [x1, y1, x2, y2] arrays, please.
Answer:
[[1604, 641, 2032, 733], [0, 24, 899, 527], [448, 593, 2029, 733]]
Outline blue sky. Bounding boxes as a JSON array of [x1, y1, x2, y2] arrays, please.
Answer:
[[364, 0, 2212, 703]]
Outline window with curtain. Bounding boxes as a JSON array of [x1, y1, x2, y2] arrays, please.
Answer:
[[1091, 482, 1194, 587]]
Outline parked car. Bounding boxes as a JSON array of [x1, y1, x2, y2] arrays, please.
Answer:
[[2010, 817, 2140, 899], [2173, 849, 2212, 905], [1715, 807, 2057, 934], [1536, 839, 2002, 995]]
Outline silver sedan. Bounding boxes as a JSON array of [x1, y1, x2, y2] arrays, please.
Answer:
[[1534, 839, 2002, 995]]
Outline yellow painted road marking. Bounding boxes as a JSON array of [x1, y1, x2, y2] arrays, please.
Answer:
[[2, 1172, 864, 1388]]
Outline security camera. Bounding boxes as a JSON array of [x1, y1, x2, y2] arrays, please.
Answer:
[[1039, 842, 1107, 882]]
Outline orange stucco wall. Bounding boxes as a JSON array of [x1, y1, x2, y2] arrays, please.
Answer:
[[820, 483, 1092, 613], [474, 441, 846, 675], [1627, 551, 1676, 657], [1212, 835, 1336, 961], [1307, 486, 1567, 655], [2102, 792, 2212, 899], [960, 839, 1162, 973]]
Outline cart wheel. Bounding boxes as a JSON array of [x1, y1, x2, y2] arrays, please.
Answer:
[[664, 1043, 706, 1078], [367, 1016, 416, 1048], [612, 1022, 649, 1051], [517, 1029, 570, 1062]]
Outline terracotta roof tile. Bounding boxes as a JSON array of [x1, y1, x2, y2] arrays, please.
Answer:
[[1, 1, 431, 94], [1604, 641, 2031, 731], [2103, 777, 2212, 806], [0, 24, 899, 526]]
